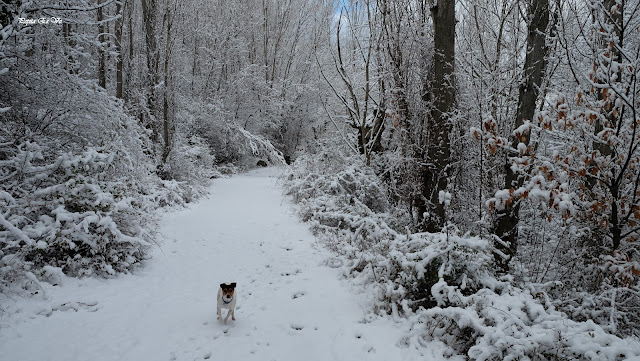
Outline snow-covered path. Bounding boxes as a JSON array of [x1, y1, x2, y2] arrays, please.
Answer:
[[1, 169, 429, 361]]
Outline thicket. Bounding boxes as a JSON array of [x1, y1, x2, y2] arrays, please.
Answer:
[[284, 152, 640, 360], [0, 2, 241, 292]]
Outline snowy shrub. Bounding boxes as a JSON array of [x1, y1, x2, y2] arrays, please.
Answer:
[[0, 49, 161, 289], [177, 96, 286, 167], [551, 275, 640, 339], [377, 232, 494, 312], [155, 134, 215, 204], [284, 154, 640, 360], [0, 144, 153, 283], [406, 278, 640, 360], [514, 204, 640, 338], [284, 152, 393, 255], [386, 233, 640, 360]]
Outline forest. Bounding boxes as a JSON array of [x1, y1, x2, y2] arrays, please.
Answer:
[[1, 0, 640, 359]]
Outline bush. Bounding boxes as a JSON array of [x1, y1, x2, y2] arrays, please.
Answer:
[[283, 153, 640, 360], [0, 145, 153, 284]]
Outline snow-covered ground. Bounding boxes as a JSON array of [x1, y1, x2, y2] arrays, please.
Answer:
[[0, 168, 436, 361]]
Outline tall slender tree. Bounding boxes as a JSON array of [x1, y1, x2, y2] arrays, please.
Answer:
[[422, 0, 455, 232], [140, 0, 161, 148], [115, 0, 123, 99], [491, 0, 549, 271], [97, 0, 107, 89]]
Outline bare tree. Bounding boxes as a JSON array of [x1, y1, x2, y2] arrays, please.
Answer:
[[421, 0, 456, 232], [491, 0, 549, 271], [97, 0, 107, 89], [140, 0, 160, 121], [317, 0, 386, 166], [115, 0, 123, 99]]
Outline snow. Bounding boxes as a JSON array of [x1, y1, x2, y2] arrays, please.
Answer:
[[438, 190, 451, 206], [0, 167, 430, 361]]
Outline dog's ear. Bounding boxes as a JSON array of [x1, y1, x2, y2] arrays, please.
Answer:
[[230, 282, 236, 288], [220, 283, 225, 288]]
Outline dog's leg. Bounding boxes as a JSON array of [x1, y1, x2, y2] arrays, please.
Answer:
[[224, 309, 231, 324], [231, 309, 235, 321], [217, 305, 221, 320]]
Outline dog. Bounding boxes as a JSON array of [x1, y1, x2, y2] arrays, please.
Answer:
[[217, 282, 237, 324]]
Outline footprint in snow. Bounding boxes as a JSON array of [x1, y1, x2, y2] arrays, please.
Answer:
[[325, 258, 343, 269], [292, 291, 306, 299], [38, 300, 100, 317], [290, 324, 304, 331], [280, 269, 302, 277], [203, 351, 212, 359]]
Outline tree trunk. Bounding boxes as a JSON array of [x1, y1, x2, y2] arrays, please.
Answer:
[[422, 0, 455, 232], [191, 11, 199, 93], [97, 0, 107, 89], [115, 0, 123, 99], [140, 0, 161, 146], [596, 0, 623, 251], [492, 0, 549, 272], [161, 8, 173, 165], [262, 0, 269, 83], [128, 0, 134, 62]]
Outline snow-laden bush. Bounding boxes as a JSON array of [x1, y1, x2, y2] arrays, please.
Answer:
[[284, 152, 393, 255], [0, 142, 154, 293], [176, 96, 286, 167], [1, 51, 161, 290], [390, 234, 640, 360], [284, 155, 640, 360], [155, 134, 215, 204]]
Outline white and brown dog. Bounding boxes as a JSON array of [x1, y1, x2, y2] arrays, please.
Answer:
[[217, 282, 237, 324]]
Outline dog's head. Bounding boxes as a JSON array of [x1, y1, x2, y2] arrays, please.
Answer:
[[220, 282, 236, 302]]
